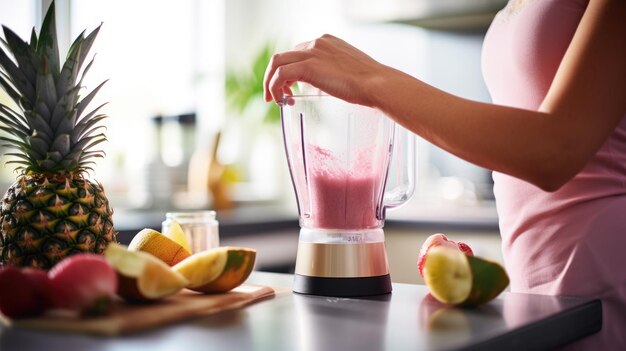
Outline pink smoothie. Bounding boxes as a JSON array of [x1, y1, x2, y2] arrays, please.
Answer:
[[307, 172, 383, 229], [301, 145, 386, 230]]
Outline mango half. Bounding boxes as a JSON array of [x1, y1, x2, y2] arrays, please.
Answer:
[[173, 247, 256, 294], [423, 246, 509, 307]]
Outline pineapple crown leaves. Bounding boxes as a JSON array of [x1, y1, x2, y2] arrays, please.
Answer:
[[0, 1, 108, 177]]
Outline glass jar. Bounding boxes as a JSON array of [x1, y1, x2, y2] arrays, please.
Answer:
[[161, 211, 219, 253]]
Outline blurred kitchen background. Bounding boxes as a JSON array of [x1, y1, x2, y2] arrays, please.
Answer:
[[0, 0, 506, 284]]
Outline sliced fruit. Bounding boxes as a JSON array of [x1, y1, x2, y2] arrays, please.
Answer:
[[417, 233, 473, 277], [423, 246, 473, 305], [197, 248, 256, 293], [128, 228, 191, 266], [48, 254, 118, 316], [165, 220, 192, 253], [174, 247, 256, 293], [104, 243, 188, 303], [173, 247, 228, 291], [462, 255, 510, 307]]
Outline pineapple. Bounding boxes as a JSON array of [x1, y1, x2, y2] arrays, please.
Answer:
[[0, 2, 117, 269]]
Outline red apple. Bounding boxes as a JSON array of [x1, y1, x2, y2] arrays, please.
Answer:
[[417, 233, 474, 277], [0, 266, 48, 319], [48, 254, 118, 317], [21, 268, 54, 310]]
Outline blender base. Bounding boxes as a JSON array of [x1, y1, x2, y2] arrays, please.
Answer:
[[293, 274, 392, 297]]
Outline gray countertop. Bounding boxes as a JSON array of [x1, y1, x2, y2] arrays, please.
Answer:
[[0, 272, 601, 351]]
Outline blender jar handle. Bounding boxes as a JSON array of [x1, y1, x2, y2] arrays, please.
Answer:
[[383, 123, 416, 212]]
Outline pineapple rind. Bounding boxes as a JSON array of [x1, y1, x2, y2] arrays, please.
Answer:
[[0, 175, 116, 268]]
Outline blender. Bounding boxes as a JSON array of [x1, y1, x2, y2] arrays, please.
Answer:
[[280, 95, 415, 297]]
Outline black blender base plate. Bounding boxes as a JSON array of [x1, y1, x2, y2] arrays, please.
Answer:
[[293, 274, 392, 297]]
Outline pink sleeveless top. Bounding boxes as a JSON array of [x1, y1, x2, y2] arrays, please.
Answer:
[[482, 0, 626, 347]]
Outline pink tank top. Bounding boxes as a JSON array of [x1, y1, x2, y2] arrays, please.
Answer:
[[482, 0, 626, 347]]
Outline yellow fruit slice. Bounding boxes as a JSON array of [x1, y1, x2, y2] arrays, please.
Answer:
[[128, 228, 191, 266], [165, 220, 192, 254], [423, 246, 472, 305], [104, 243, 189, 302], [173, 247, 256, 294], [174, 247, 227, 289]]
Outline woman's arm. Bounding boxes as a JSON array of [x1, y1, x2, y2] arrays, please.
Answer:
[[264, 0, 625, 191]]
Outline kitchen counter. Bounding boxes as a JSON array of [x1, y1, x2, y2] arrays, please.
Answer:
[[0, 272, 601, 351]]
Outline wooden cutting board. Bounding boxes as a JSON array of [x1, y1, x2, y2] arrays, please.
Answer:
[[6, 284, 276, 336]]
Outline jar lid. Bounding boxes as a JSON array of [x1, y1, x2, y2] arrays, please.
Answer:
[[165, 210, 217, 222]]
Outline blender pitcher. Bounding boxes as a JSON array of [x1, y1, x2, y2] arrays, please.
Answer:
[[281, 95, 415, 297]]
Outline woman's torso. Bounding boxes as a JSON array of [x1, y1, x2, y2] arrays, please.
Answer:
[[482, 0, 626, 296]]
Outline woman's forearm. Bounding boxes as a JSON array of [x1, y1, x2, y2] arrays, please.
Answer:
[[367, 68, 582, 191]]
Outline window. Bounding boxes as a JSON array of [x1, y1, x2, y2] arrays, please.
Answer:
[[0, 0, 224, 210], [0, 0, 38, 187]]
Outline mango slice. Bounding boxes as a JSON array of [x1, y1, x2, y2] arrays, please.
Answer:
[[104, 243, 188, 302], [174, 247, 256, 294], [128, 228, 192, 266]]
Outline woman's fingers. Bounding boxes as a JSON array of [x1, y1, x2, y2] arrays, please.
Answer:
[[267, 60, 316, 104], [263, 36, 337, 102], [263, 34, 385, 106], [264, 50, 311, 102]]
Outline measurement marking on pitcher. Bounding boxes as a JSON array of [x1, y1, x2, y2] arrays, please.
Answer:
[[346, 235, 364, 243]]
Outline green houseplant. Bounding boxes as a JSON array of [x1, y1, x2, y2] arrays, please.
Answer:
[[225, 42, 280, 124]]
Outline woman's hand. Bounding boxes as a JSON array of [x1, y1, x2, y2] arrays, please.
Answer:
[[263, 34, 396, 107]]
